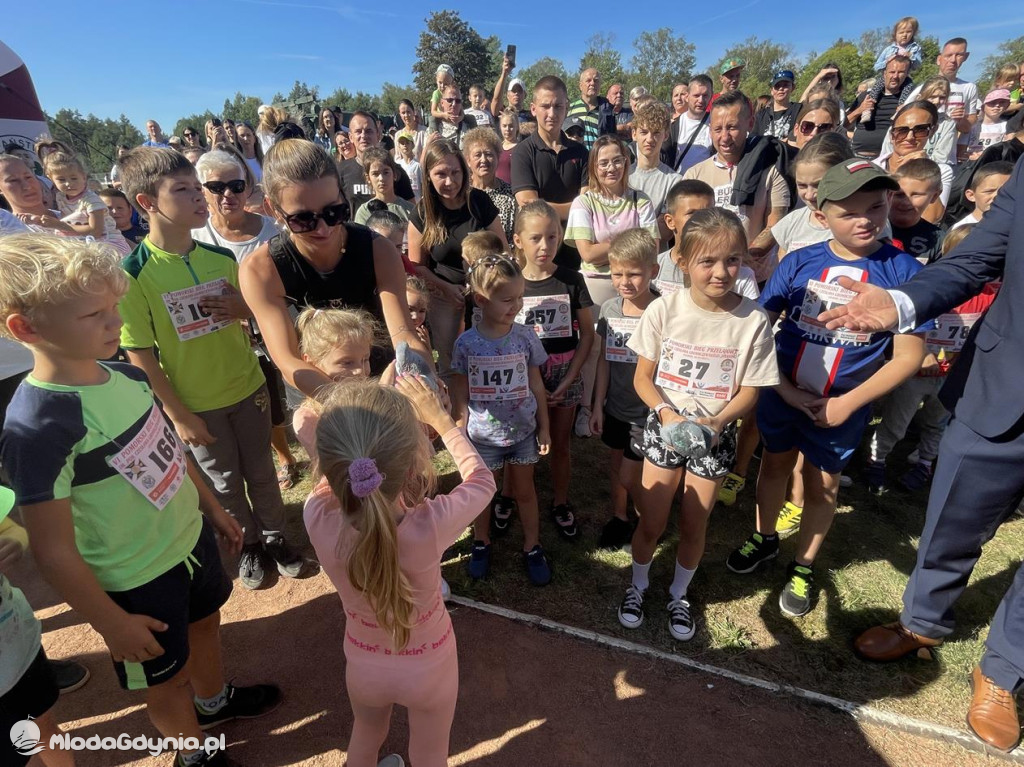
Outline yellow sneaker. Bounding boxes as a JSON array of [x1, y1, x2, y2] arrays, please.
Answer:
[[776, 501, 803, 537], [718, 472, 746, 506]]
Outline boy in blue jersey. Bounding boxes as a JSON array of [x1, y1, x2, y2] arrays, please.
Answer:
[[0, 235, 279, 767], [725, 159, 931, 617]]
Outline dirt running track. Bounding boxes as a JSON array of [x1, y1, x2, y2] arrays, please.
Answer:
[[13, 553, 1004, 767]]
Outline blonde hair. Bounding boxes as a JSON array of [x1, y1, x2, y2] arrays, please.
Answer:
[[295, 307, 378, 367], [465, 254, 522, 298], [893, 16, 919, 39], [608, 228, 657, 267], [316, 380, 435, 650], [511, 199, 561, 265], [462, 126, 502, 157], [461, 230, 505, 267], [42, 151, 86, 177], [257, 105, 289, 136], [262, 139, 342, 207], [919, 75, 952, 102], [676, 207, 748, 267], [941, 223, 973, 256], [994, 63, 1022, 89], [406, 275, 429, 296], [0, 234, 128, 339]]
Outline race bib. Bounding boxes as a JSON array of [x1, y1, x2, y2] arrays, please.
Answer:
[[162, 278, 233, 341], [468, 353, 529, 401], [926, 311, 981, 354], [795, 279, 873, 345], [605, 317, 639, 363], [656, 340, 738, 401], [516, 294, 572, 339], [107, 405, 187, 510]]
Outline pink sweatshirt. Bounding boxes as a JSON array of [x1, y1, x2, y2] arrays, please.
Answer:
[[304, 427, 495, 664]]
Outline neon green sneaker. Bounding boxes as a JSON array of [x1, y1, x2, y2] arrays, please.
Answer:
[[776, 501, 803, 537], [779, 562, 815, 617], [718, 472, 746, 506]]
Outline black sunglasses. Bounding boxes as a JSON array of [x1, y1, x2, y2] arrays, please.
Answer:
[[799, 120, 835, 136], [892, 124, 933, 141], [202, 179, 246, 195], [184, 131, 197, 137], [281, 201, 350, 233]]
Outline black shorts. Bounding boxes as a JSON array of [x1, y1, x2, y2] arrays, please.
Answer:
[[600, 412, 643, 461], [1, 647, 59, 767], [633, 410, 738, 478], [258, 355, 286, 427], [106, 518, 232, 691]]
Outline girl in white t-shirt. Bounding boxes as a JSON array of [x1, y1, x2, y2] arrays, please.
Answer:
[[619, 208, 779, 641]]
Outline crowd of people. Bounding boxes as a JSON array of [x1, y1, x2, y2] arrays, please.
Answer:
[[2, 17, 1024, 766]]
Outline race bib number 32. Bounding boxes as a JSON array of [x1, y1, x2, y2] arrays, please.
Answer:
[[108, 406, 187, 510], [656, 340, 738, 401], [163, 278, 233, 341], [516, 294, 572, 339], [468, 353, 529, 401], [605, 317, 638, 363]]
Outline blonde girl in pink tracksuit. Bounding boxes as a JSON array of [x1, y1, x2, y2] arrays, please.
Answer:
[[304, 376, 495, 767]]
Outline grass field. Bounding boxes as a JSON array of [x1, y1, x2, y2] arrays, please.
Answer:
[[281, 423, 1024, 731]]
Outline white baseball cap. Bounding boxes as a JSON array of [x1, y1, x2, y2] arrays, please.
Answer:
[[508, 78, 526, 93]]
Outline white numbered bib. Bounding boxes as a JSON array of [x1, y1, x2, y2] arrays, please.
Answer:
[[795, 279, 873, 345], [468, 353, 529, 401], [162, 278, 233, 341], [605, 317, 639, 363], [926, 311, 980, 354], [656, 340, 738, 401], [516, 294, 572, 339], [108, 405, 187, 510]]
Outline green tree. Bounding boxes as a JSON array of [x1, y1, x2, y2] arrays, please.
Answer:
[[46, 109, 144, 172], [412, 11, 502, 105], [797, 39, 875, 100], [221, 92, 263, 127], [171, 112, 219, 145], [286, 80, 319, 102], [322, 87, 356, 111], [578, 33, 626, 100], [711, 37, 798, 103], [980, 35, 1024, 92], [379, 82, 422, 116], [630, 28, 696, 102], [515, 57, 571, 99]]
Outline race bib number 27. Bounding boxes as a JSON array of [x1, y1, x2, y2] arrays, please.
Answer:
[[655, 340, 737, 401]]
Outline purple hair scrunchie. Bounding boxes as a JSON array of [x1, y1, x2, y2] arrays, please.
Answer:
[[349, 457, 384, 498]]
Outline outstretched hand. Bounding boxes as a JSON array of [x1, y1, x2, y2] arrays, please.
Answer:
[[817, 277, 899, 332]]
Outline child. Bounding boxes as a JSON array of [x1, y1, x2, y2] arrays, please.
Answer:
[[617, 209, 778, 640], [353, 147, 415, 227], [430, 65, 456, 125], [867, 224, 998, 494], [514, 200, 594, 540], [304, 377, 494, 767], [591, 229, 659, 551], [395, 134, 423, 201], [0, 234, 278, 767], [116, 147, 303, 591], [889, 158, 944, 264], [726, 159, 931, 617], [968, 90, 1012, 155], [861, 18, 923, 123], [98, 186, 149, 245], [43, 152, 131, 254], [450, 255, 552, 585], [655, 181, 758, 300], [952, 161, 1014, 229], [406, 275, 434, 360], [628, 102, 684, 240]]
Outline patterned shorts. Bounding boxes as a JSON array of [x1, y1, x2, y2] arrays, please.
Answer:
[[632, 410, 738, 478], [541, 349, 584, 408]]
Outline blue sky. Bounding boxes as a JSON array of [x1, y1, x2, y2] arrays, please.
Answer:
[[5, 0, 1021, 132]]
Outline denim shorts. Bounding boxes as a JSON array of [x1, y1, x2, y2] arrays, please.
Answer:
[[474, 433, 539, 471]]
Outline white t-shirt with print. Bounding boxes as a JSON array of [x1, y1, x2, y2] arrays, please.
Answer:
[[655, 248, 759, 300]]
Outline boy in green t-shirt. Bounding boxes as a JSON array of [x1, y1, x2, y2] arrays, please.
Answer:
[[117, 147, 305, 590], [0, 234, 280, 767]]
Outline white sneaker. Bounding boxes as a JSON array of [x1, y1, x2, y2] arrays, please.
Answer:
[[667, 597, 695, 641], [574, 407, 593, 438], [377, 756, 405, 767], [441, 577, 451, 601]]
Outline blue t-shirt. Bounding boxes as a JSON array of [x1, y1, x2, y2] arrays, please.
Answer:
[[760, 241, 932, 396], [451, 324, 548, 447]]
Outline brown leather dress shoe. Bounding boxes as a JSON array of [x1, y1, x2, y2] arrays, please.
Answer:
[[853, 622, 943, 661], [968, 667, 1021, 752]]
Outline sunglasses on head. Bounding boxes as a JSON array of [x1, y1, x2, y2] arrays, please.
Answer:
[[202, 179, 246, 195], [892, 124, 933, 141], [798, 120, 835, 136], [281, 201, 350, 233]]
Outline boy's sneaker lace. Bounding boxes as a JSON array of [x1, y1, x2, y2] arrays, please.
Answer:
[[667, 597, 695, 641], [467, 541, 491, 580], [618, 585, 646, 629], [899, 461, 933, 492], [523, 545, 552, 586], [776, 501, 803, 538], [598, 516, 633, 551], [551, 502, 579, 540], [717, 472, 745, 506], [195, 683, 282, 730], [238, 543, 266, 590], [866, 460, 887, 496], [779, 561, 816, 617], [491, 494, 516, 534], [726, 532, 779, 574]]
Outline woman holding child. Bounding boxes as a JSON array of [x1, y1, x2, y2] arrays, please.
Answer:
[[0, 155, 77, 236]]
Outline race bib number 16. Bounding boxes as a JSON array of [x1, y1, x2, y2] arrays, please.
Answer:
[[162, 278, 233, 341]]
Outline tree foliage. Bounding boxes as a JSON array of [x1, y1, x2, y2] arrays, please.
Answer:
[[711, 37, 798, 102], [578, 33, 626, 99], [221, 92, 262, 128], [515, 57, 571, 100], [411, 11, 502, 106], [630, 29, 696, 102], [45, 109, 144, 173], [980, 35, 1024, 92]]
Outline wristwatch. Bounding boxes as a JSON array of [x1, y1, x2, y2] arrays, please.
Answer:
[[654, 402, 674, 418]]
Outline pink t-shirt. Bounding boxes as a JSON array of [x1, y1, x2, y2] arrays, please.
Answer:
[[303, 427, 495, 663]]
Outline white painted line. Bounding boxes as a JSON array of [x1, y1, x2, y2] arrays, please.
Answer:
[[449, 595, 1024, 763]]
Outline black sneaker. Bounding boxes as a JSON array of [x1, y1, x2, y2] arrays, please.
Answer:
[[467, 541, 491, 580], [617, 585, 645, 629], [779, 561, 816, 617], [50, 659, 90, 694], [598, 516, 633, 551], [195, 683, 282, 730], [238, 543, 266, 590], [523, 545, 552, 586], [726, 532, 779, 574], [667, 597, 695, 641], [264, 534, 305, 578], [866, 460, 887, 496], [177, 749, 241, 767], [550, 503, 579, 540], [898, 462, 933, 492], [491, 494, 516, 535]]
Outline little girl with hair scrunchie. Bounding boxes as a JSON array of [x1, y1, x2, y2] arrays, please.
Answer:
[[303, 376, 495, 767]]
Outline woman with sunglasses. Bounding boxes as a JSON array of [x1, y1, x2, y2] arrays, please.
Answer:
[[240, 139, 427, 396], [875, 100, 953, 221], [182, 126, 204, 149], [789, 99, 842, 150], [880, 76, 958, 166]]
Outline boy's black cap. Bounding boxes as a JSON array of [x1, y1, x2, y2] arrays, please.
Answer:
[[817, 159, 900, 208]]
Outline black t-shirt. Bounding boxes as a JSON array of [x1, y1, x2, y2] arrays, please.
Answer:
[[339, 157, 414, 212], [510, 130, 589, 205], [522, 266, 594, 355], [409, 188, 499, 284], [851, 92, 901, 157], [891, 219, 943, 265], [120, 222, 149, 245], [754, 103, 801, 139]]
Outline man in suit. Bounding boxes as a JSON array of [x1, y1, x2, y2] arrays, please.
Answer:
[[818, 157, 1024, 752]]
